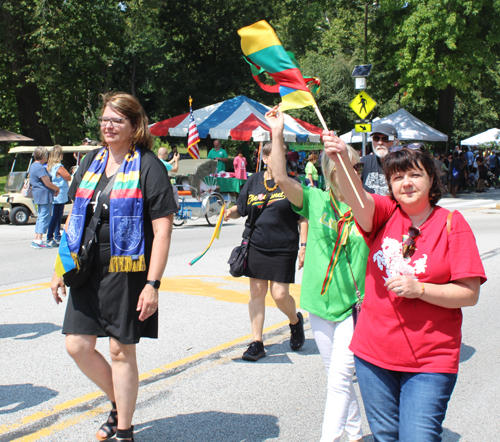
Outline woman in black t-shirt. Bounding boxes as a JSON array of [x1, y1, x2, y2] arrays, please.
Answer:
[[51, 93, 177, 442], [224, 142, 307, 361]]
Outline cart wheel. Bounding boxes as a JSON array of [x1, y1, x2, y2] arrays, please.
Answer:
[[10, 206, 30, 225], [204, 192, 225, 226]]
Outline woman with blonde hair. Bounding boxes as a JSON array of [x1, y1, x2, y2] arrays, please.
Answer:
[[46, 145, 72, 247], [265, 105, 367, 442], [51, 92, 178, 441]]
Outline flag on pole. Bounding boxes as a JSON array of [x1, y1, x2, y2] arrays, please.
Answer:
[[238, 20, 317, 112], [187, 97, 201, 159]]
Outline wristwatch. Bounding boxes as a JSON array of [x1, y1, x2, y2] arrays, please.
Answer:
[[146, 280, 161, 289], [300, 243, 307, 247]]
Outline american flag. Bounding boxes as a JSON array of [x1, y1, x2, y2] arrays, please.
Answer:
[[187, 98, 200, 159]]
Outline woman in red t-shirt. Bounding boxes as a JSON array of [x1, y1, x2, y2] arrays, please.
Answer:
[[321, 133, 486, 442]]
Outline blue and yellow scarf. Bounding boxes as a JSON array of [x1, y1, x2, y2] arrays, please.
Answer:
[[65, 146, 145, 273]]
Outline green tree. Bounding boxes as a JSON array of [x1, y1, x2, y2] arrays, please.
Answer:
[[375, 0, 500, 144]]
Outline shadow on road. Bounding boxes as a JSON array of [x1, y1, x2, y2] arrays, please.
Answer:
[[459, 343, 476, 363], [0, 384, 58, 414], [136, 411, 279, 441], [0, 322, 61, 340], [443, 427, 462, 441]]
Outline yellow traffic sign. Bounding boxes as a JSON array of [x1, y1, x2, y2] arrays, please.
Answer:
[[350, 92, 377, 119], [355, 123, 372, 133]]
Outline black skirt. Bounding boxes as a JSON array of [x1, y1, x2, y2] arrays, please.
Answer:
[[243, 246, 297, 284]]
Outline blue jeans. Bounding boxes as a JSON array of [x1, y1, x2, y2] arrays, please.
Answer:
[[35, 204, 53, 234], [354, 356, 457, 442], [47, 203, 65, 241], [305, 178, 318, 187]]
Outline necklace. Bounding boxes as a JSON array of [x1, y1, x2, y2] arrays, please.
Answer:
[[411, 206, 434, 229], [263, 172, 278, 192]]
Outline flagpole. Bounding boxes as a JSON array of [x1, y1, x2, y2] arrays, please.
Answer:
[[313, 104, 365, 209]]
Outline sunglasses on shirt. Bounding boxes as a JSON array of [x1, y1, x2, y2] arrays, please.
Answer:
[[402, 226, 421, 259]]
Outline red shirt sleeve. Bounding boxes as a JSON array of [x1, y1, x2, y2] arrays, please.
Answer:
[[354, 194, 398, 247], [448, 210, 487, 284]]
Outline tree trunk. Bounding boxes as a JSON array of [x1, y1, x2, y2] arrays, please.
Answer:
[[131, 54, 136, 96], [1, 7, 53, 145], [437, 84, 456, 152]]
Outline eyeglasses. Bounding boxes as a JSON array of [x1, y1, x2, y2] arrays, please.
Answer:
[[98, 117, 129, 126], [353, 163, 364, 173], [402, 226, 421, 259], [372, 135, 390, 143], [390, 142, 425, 153]]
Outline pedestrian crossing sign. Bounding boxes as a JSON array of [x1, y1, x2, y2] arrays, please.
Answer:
[[350, 92, 377, 119]]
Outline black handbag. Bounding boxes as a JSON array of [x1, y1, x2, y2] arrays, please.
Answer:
[[228, 191, 272, 278], [63, 174, 116, 289]]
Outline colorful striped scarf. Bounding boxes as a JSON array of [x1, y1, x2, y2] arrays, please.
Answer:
[[66, 146, 145, 273], [320, 194, 353, 296]]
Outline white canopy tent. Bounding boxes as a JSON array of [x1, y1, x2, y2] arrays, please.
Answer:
[[460, 128, 500, 146], [340, 109, 448, 143], [372, 109, 448, 142]]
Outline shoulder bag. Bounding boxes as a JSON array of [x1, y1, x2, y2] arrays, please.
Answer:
[[21, 176, 33, 198], [63, 174, 116, 289], [228, 191, 272, 278]]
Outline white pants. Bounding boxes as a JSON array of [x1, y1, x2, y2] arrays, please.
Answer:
[[309, 313, 363, 442]]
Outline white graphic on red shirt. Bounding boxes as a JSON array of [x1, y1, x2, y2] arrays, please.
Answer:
[[373, 237, 427, 281]]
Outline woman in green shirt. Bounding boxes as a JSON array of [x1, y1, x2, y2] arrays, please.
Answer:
[[305, 153, 319, 187], [266, 106, 367, 442]]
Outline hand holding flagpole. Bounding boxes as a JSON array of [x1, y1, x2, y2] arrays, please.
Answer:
[[312, 105, 364, 209], [238, 20, 364, 208]]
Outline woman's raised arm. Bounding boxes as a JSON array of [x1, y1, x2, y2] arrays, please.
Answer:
[[322, 130, 375, 232], [265, 105, 304, 209]]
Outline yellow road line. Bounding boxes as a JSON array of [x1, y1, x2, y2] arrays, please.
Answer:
[[0, 283, 50, 298], [3, 318, 300, 441]]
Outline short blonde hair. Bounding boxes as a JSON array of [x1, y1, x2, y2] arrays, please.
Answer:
[[34, 146, 48, 161], [321, 145, 360, 200], [100, 92, 153, 150]]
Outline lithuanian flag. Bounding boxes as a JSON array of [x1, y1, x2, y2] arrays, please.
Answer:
[[238, 20, 317, 112]]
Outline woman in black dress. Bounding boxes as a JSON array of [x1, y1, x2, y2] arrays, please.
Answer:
[[224, 142, 307, 361], [51, 93, 177, 441]]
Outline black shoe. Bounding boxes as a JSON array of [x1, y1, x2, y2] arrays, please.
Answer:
[[242, 340, 266, 361], [289, 311, 305, 351]]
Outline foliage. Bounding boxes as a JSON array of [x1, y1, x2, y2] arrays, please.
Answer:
[[0, 0, 500, 153]]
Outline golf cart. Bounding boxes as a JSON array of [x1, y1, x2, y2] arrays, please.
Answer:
[[0, 145, 96, 225]]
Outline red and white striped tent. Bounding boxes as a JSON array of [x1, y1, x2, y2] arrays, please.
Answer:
[[149, 95, 322, 143]]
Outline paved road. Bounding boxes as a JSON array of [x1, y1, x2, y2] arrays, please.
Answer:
[[1, 190, 499, 441]]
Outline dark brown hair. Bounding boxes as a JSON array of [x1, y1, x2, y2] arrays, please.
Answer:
[[99, 92, 153, 150], [383, 147, 443, 206]]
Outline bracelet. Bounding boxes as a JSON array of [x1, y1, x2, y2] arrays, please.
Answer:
[[300, 243, 307, 247], [419, 283, 425, 298]]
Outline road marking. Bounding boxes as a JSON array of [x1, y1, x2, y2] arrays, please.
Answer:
[[159, 275, 301, 306], [0, 283, 50, 298], [3, 317, 304, 441]]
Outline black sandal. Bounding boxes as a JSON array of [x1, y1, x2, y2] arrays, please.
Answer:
[[95, 402, 118, 441], [116, 426, 134, 441]]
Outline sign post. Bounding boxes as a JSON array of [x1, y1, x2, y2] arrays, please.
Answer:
[[351, 65, 374, 157]]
